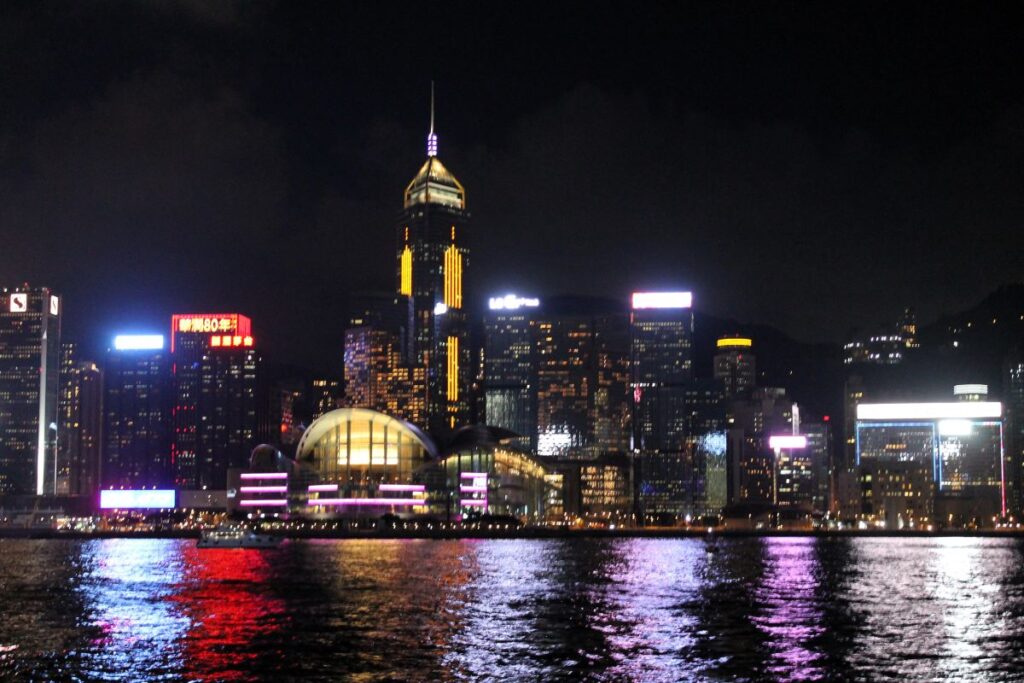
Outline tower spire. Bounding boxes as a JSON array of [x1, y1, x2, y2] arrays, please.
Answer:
[[427, 81, 438, 157]]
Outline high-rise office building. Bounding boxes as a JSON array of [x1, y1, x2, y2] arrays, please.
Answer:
[[310, 377, 342, 419], [726, 387, 795, 509], [856, 396, 1005, 524], [802, 419, 832, 514], [533, 301, 631, 458], [483, 295, 540, 446], [344, 293, 426, 427], [170, 314, 258, 490], [395, 89, 470, 436], [714, 336, 756, 398], [57, 343, 102, 497], [0, 286, 61, 495], [1005, 350, 1024, 515], [103, 334, 172, 489], [769, 434, 815, 512], [481, 295, 630, 458], [630, 292, 698, 518]]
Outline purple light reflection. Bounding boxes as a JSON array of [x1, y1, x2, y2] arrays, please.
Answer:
[[240, 472, 287, 480], [752, 537, 825, 680], [239, 486, 287, 493], [238, 499, 288, 506], [307, 498, 426, 506]]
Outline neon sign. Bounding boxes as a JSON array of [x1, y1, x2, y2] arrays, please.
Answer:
[[171, 313, 252, 352], [114, 334, 165, 351], [631, 292, 693, 309], [100, 489, 176, 509], [769, 435, 808, 449], [210, 335, 254, 348], [488, 294, 540, 310], [857, 402, 1002, 420]]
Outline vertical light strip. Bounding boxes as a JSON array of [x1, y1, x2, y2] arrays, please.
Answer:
[[400, 246, 412, 296], [443, 244, 462, 309], [443, 246, 450, 306], [447, 335, 459, 401], [454, 246, 462, 309], [37, 295, 49, 496]]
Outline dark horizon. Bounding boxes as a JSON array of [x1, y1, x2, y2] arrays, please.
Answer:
[[2, 2, 1022, 371]]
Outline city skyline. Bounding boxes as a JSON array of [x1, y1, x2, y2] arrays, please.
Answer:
[[2, 3, 1023, 371], [4, 5, 1024, 681]]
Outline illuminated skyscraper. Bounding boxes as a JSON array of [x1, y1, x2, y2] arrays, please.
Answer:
[[630, 292, 698, 519], [311, 377, 342, 419], [395, 87, 470, 436], [57, 343, 102, 497], [344, 293, 426, 427], [714, 336, 756, 398], [726, 387, 795, 508], [855, 397, 1006, 525], [103, 334, 172, 489], [801, 419, 833, 514], [170, 314, 258, 490], [534, 298, 631, 458], [0, 286, 61, 495], [483, 295, 540, 447], [1005, 350, 1024, 515]]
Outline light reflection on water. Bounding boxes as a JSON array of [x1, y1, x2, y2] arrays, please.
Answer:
[[1, 536, 1023, 681]]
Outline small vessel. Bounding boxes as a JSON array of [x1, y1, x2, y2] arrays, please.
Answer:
[[197, 526, 283, 549]]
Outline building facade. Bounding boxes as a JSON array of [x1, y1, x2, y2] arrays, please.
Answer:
[[57, 343, 102, 497], [855, 397, 1006, 525], [714, 336, 756, 399], [170, 314, 258, 490], [395, 102, 470, 436], [483, 295, 540, 447], [103, 334, 172, 489], [0, 286, 61, 495]]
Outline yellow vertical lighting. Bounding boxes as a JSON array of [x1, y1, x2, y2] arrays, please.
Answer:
[[443, 244, 462, 309], [447, 335, 459, 401], [400, 246, 412, 295]]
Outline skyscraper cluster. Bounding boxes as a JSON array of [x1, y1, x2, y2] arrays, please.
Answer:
[[1, 96, 1020, 531]]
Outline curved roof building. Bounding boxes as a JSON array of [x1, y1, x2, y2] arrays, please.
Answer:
[[296, 408, 438, 513], [425, 428, 555, 522]]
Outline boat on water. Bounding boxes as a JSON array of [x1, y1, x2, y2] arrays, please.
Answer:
[[197, 527, 284, 549]]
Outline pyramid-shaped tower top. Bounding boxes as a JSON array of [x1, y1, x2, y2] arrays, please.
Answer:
[[404, 82, 465, 210]]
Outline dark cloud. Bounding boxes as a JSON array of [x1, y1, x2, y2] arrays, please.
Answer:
[[0, 1, 1021, 369]]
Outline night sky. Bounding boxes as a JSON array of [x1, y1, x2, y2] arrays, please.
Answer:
[[2, 2, 1022, 372]]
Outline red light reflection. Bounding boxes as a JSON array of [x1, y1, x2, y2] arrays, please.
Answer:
[[170, 547, 288, 681]]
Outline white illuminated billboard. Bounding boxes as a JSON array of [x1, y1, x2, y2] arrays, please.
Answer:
[[488, 294, 540, 310], [100, 489, 176, 509], [114, 334, 165, 351], [857, 402, 1002, 421], [769, 435, 808, 449], [631, 291, 693, 309]]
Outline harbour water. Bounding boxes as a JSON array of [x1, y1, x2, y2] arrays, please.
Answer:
[[1, 536, 1023, 681]]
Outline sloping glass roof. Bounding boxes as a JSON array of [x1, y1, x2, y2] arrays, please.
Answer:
[[404, 157, 466, 210]]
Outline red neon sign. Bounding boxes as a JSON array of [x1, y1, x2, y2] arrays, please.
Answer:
[[210, 335, 254, 348], [170, 313, 252, 352]]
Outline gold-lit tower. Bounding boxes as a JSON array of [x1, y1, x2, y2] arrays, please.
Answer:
[[395, 83, 470, 436]]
